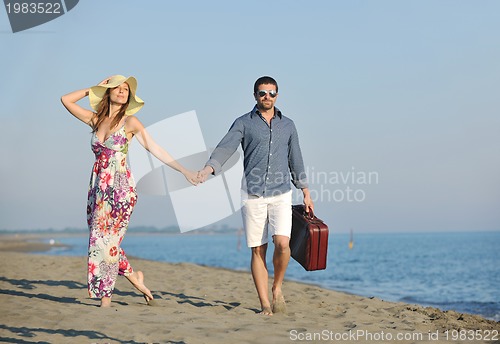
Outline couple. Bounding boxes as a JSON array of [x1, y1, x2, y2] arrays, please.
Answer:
[[61, 75, 313, 315]]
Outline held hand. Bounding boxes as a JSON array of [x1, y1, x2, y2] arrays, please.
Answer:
[[197, 165, 213, 183], [183, 170, 199, 186]]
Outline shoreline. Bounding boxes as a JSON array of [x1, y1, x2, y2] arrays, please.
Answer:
[[0, 234, 499, 343], [2, 232, 499, 320], [0, 231, 500, 323]]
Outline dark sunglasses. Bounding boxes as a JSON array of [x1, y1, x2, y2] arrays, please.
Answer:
[[257, 90, 277, 98]]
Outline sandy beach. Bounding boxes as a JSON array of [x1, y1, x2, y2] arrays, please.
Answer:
[[0, 234, 498, 344]]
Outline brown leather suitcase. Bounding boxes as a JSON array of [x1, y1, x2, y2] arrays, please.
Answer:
[[290, 205, 329, 271]]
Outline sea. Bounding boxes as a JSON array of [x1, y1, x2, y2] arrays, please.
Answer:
[[41, 231, 499, 321]]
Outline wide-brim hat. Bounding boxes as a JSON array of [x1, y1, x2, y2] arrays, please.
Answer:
[[89, 75, 144, 116]]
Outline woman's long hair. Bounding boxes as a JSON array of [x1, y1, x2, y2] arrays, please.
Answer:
[[91, 88, 130, 133]]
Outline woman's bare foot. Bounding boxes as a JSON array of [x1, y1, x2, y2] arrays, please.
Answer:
[[100, 296, 111, 308], [129, 270, 155, 305]]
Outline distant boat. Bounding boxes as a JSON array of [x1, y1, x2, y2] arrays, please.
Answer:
[[349, 228, 354, 249]]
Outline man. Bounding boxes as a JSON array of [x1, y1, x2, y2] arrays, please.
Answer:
[[198, 76, 313, 316]]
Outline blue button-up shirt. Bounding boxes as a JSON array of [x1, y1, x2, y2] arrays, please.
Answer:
[[206, 106, 308, 197]]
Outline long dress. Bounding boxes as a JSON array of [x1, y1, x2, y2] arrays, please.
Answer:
[[86, 124, 137, 298]]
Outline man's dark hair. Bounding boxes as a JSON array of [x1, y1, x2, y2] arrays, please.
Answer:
[[254, 76, 279, 94]]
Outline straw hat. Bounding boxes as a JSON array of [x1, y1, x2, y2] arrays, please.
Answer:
[[89, 75, 144, 116]]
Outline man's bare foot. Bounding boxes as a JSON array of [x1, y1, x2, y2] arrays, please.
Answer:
[[100, 297, 111, 308], [272, 289, 286, 314], [258, 306, 273, 316]]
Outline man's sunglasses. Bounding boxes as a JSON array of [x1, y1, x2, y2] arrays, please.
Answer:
[[257, 90, 277, 98]]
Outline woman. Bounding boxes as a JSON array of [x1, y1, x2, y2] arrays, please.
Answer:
[[61, 75, 198, 307]]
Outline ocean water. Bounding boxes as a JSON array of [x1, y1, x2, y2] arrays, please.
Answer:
[[45, 231, 500, 321]]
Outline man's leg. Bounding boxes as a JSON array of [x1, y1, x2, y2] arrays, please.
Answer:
[[271, 235, 290, 313], [251, 243, 272, 315], [242, 193, 272, 315], [268, 191, 293, 313]]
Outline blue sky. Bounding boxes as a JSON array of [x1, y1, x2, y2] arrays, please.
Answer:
[[1, 1, 499, 232]]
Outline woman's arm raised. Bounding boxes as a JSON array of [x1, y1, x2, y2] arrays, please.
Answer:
[[60, 77, 111, 126], [60, 88, 95, 125]]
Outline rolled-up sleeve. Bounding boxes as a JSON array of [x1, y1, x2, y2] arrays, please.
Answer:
[[206, 118, 244, 175], [288, 122, 308, 189]]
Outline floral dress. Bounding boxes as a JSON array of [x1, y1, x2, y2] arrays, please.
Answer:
[[86, 124, 137, 298]]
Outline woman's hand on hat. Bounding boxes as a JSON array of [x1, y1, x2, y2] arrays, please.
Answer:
[[97, 76, 113, 86]]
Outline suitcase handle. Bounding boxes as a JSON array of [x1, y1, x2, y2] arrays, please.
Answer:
[[293, 204, 325, 224], [305, 209, 315, 219], [294, 204, 315, 219]]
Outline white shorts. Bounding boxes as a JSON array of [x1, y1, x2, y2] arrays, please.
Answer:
[[241, 190, 292, 248]]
